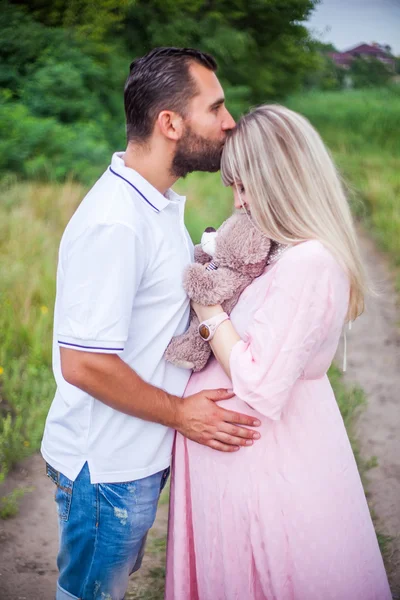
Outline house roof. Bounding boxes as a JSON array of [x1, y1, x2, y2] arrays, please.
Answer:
[[344, 43, 390, 57]]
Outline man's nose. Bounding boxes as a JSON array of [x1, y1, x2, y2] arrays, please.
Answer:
[[222, 109, 236, 131]]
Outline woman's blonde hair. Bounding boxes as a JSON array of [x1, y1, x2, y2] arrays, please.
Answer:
[[221, 104, 368, 322]]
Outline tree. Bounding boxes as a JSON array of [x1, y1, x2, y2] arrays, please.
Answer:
[[349, 57, 393, 88], [302, 40, 344, 90], [0, 1, 49, 94], [0, 0, 322, 182], [122, 0, 320, 108], [7, 0, 130, 40]]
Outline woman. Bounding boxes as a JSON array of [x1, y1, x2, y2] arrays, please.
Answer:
[[165, 105, 391, 600]]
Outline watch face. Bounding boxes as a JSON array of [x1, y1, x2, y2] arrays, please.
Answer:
[[199, 324, 211, 340]]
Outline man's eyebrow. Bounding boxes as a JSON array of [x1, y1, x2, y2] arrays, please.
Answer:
[[209, 97, 225, 110]]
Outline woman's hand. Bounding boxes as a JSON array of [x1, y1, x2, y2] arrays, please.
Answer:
[[191, 301, 224, 323]]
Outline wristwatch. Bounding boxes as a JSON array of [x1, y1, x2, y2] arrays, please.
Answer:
[[198, 312, 230, 342]]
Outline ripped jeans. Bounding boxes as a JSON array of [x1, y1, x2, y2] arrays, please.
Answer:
[[46, 461, 170, 600]]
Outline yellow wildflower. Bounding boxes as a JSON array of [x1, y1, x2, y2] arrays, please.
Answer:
[[41, 306, 49, 315], [0, 366, 3, 376], [23, 441, 30, 447]]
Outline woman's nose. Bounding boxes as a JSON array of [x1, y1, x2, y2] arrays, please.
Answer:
[[234, 197, 243, 209]]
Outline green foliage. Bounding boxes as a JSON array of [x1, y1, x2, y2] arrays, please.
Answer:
[[288, 88, 400, 285], [8, 0, 129, 40], [287, 87, 400, 155], [129, 567, 166, 600], [176, 172, 233, 243], [304, 52, 344, 91], [0, 1, 50, 93], [123, 0, 319, 108], [311, 40, 338, 53], [22, 58, 103, 123], [0, 485, 33, 519], [350, 57, 393, 88], [0, 98, 111, 183], [0, 0, 321, 184], [0, 179, 84, 479], [0, 1, 128, 183]]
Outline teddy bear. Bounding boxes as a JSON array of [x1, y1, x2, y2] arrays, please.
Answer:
[[164, 211, 272, 372]]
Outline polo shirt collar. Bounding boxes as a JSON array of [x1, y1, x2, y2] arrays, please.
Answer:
[[109, 152, 185, 213]]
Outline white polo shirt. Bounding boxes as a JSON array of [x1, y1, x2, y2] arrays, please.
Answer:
[[41, 152, 193, 483]]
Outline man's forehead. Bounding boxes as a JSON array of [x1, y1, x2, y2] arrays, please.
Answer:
[[189, 62, 224, 99]]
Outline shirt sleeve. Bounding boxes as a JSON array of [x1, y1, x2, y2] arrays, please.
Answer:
[[57, 222, 144, 354], [229, 252, 338, 420]]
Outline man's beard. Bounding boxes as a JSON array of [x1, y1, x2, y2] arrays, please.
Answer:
[[171, 125, 224, 178]]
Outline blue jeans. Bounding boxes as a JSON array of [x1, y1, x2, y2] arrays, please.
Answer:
[[46, 461, 170, 600]]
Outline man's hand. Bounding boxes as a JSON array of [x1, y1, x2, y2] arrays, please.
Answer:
[[176, 388, 261, 452], [60, 350, 260, 453]]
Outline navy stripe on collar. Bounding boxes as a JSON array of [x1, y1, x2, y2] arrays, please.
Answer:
[[109, 167, 160, 213]]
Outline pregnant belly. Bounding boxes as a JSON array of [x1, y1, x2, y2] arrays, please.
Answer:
[[184, 356, 232, 397], [184, 356, 261, 419]]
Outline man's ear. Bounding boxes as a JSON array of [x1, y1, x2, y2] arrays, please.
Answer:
[[157, 110, 184, 141]]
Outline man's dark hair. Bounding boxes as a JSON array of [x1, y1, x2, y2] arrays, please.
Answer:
[[124, 47, 217, 143]]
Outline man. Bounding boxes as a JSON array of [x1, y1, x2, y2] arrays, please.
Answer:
[[41, 47, 261, 600]]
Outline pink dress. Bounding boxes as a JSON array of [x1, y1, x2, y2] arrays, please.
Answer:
[[165, 241, 391, 600]]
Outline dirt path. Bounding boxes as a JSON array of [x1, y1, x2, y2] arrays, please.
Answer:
[[0, 453, 169, 599], [335, 228, 400, 597], [0, 227, 399, 599]]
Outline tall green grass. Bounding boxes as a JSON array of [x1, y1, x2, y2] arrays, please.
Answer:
[[176, 172, 233, 241], [1, 87, 398, 485], [0, 181, 83, 481], [0, 169, 366, 484], [287, 88, 400, 284], [288, 88, 400, 155], [0, 174, 232, 481]]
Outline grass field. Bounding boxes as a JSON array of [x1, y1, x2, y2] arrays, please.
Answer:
[[0, 89, 395, 599], [0, 181, 84, 482], [0, 174, 366, 487], [287, 88, 400, 289], [0, 87, 398, 505], [0, 172, 235, 483]]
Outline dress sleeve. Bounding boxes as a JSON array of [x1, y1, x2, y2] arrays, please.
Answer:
[[229, 251, 338, 420]]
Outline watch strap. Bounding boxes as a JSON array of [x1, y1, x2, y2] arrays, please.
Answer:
[[198, 312, 230, 342]]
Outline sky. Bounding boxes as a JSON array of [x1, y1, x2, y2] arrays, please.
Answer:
[[306, 0, 400, 55]]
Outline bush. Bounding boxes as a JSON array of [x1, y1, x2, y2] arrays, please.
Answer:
[[350, 57, 393, 89], [0, 98, 112, 183], [23, 59, 103, 123], [0, 2, 128, 184]]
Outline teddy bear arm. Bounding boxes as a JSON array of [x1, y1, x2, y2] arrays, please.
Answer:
[[184, 265, 247, 306], [222, 288, 244, 315], [164, 312, 212, 372]]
